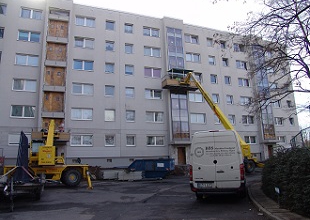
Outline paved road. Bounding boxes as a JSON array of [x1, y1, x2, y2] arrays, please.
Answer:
[[0, 173, 267, 220]]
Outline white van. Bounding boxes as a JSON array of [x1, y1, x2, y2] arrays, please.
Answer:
[[189, 130, 246, 199]]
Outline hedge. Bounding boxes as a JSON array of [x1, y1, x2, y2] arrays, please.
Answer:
[[262, 147, 310, 217]]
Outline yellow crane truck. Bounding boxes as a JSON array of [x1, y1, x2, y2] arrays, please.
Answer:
[[4, 120, 92, 188]]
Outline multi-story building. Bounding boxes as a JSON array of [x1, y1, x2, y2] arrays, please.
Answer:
[[0, 0, 300, 167]]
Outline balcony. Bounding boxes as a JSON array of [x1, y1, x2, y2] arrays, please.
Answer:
[[162, 68, 197, 92]]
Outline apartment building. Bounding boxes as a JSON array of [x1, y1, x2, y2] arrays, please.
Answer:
[[0, 0, 300, 167]]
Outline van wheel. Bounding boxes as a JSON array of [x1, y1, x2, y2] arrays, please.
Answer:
[[195, 193, 203, 200], [245, 160, 255, 173], [62, 169, 82, 187]]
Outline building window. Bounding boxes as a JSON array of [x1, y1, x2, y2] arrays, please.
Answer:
[[125, 65, 134, 75], [184, 34, 198, 44], [125, 87, 134, 98], [11, 105, 35, 118], [208, 56, 216, 65], [226, 95, 233, 104], [289, 117, 295, 125], [277, 136, 286, 143], [238, 78, 250, 87], [206, 38, 213, 47], [190, 113, 206, 124], [274, 117, 284, 125], [105, 63, 115, 73], [105, 135, 115, 146], [186, 53, 200, 63], [124, 23, 133, 33], [212, 94, 220, 103], [21, 8, 42, 20], [147, 136, 164, 146], [272, 100, 281, 108], [71, 135, 93, 146], [106, 20, 115, 30], [214, 114, 221, 124], [105, 85, 115, 96], [126, 110, 135, 122], [74, 37, 94, 49], [12, 79, 36, 92], [210, 74, 218, 84], [105, 41, 114, 51], [236, 60, 247, 70], [146, 111, 163, 122], [105, 110, 115, 121], [222, 58, 229, 67], [125, 43, 133, 54], [143, 27, 159, 37], [224, 76, 231, 85], [240, 96, 252, 105], [242, 115, 254, 124], [144, 46, 160, 57], [145, 89, 162, 99], [144, 67, 161, 78], [244, 136, 256, 144], [0, 4, 7, 15], [0, 27, 4, 38], [189, 92, 203, 102], [15, 54, 39, 66], [18, 30, 40, 42], [126, 135, 135, 146], [220, 41, 226, 49], [71, 108, 93, 120], [286, 100, 293, 108], [228, 114, 235, 124], [234, 43, 245, 52], [76, 16, 95, 27], [72, 83, 93, 95], [73, 60, 94, 71]]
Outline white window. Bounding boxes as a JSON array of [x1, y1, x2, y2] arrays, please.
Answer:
[[184, 34, 198, 44], [244, 136, 256, 144], [143, 27, 159, 37], [105, 135, 115, 146], [228, 114, 235, 124], [272, 100, 281, 108], [226, 95, 233, 104], [11, 105, 35, 118], [74, 37, 94, 49], [8, 133, 31, 146], [72, 83, 93, 95], [105, 63, 115, 73], [125, 44, 133, 54], [0, 27, 4, 38], [208, 56, 216, 65], [206, 38, 213, 47], [236, 60, 247, 70], [106, 41, 114, 51], [71, 134, 93, 146], [15, 54, 39, 66], [145, 89, 162, 99], [234, 43, 245, 52], [189, 92, 203, 102], [12, 79, 36, 92], [212, 94, 220, 103], [240, 96, 251, 105], [144, 67, 161, 78], [220, 41, 226, 49], [222, 58, 229, 67], [146, 111, 163, 122], [105, 110, 115, 121], [125, 87, 134, 98], [76, 16, 95, 27], [21, 8, 42, 20], [106, 20, 115, 30], [190, 113, 206, 124], [71, 108, 93, 120], [224, 76, 231, 85], [147, 136, 164, 146], [18, 30, 40, 42], [144, 47, 160, 57], [124, 23, 133, 33], [105, 85, 115, 96], [210, 74, 218, 84], [289, 117, 295, 125], [186, 53, 200, 62], [238, 78, 250, 87], [274, 117, 284, 125], [126, 110, 135, 122], [73, 60, 94, 71], [125, 65, 134, 75], [0, 4, 7, 15], [277, 136, 286, 143], [242, 115, 254, 124], [126, 135, 135, 146]]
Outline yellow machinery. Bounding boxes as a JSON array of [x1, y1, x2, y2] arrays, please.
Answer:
[[179, 70, 264, 173], [4, 120, 93, 189]]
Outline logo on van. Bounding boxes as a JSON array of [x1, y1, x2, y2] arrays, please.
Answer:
[[194, 147, 204, 157]]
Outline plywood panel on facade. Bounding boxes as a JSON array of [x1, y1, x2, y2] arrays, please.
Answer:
[[43, 92, 64, 112], [48, 20, 68, 38], [46, 43, 67, 61], [45, 67, 65, 86]]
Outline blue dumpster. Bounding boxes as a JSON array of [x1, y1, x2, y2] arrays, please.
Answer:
[[128, 158, 175, 179]]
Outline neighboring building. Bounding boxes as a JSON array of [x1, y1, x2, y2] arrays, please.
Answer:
[[0, 0, 300, 167]]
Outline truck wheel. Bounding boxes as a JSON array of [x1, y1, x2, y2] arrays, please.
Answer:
[[245, 160, 255, 173], [62, 169, 82, 187]]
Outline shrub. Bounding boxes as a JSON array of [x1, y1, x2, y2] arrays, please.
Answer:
[[262, 147, 310, 217]]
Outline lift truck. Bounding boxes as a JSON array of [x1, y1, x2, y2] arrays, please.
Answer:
[[167, 68, 264, 173], [3, 120, 93, 189]]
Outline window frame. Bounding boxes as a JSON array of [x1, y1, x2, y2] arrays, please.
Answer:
[[105, 85, 115, 97], [124, 23, 133, 33], [145, 89, 162, 99], [210, 74, 218, 84], [15, 54, 39, 66], [74, 37, 94, 49], [190, 113, 206, 124], [105, 62, 115, 73], [71, 108, 93, 121], [106, 20, 115, 30], [105, 109, 115, 122], [71, 134, 93, 147], [11, 105, 35, 118], [146, 111, 164, 123], [146, 136, 164, 146], [143, 27, 160, 37], [72, 83, 94, 96], [73, 59, 94, 71], [75, 16, 95, 27], [18, 30, 40, 42], [105, 135, 115, 146], [0, 4, 7, 15], [12, 79, 36, 92], [126, 110, 135, 122], [21, 8, 42, 20], [144, 46, 161, 57]]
